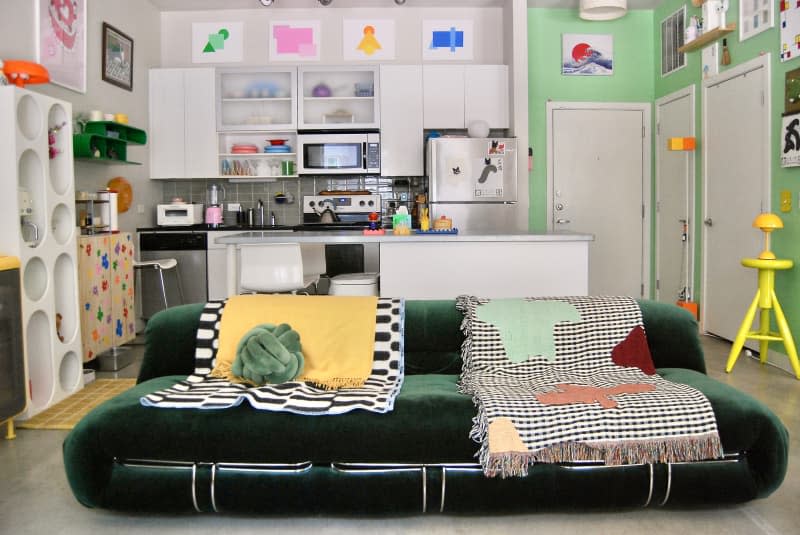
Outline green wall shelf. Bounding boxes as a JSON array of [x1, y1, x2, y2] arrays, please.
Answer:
[[73, 121, 147, 165]]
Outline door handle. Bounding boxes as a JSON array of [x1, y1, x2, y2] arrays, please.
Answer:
[[704, 218, 713, 227], [555, 218, 571, 224]]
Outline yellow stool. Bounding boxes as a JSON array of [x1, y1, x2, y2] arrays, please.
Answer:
[[725, 257, 800, 379]]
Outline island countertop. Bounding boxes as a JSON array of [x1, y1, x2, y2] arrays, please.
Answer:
[[214, 230, 594, 245], [218, 230, 593, 299]]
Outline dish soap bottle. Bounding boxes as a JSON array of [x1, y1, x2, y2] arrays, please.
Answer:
[[721, 39, 731, 66]]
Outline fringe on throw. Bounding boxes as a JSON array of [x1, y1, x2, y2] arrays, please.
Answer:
[[208, 360, 366, 390], [479, 433, 724, 479]]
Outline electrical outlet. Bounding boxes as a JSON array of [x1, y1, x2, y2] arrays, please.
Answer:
[[137, 204, 145, 214], [780, 190, 791, 213], [228, 203, 241, 211]]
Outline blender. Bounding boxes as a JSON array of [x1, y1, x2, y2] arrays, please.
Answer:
[[205, 183, 226, 228]]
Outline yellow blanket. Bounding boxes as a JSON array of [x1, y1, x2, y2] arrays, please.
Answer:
[[211, 294, 378, 389]]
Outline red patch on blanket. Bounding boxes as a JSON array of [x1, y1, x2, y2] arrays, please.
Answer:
[[536, 383, 656, 409], [611, 325, 656, 375]]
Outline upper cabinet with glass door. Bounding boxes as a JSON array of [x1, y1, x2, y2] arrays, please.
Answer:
[[216, 67, 297, 131], [298, 66, 380, 130]]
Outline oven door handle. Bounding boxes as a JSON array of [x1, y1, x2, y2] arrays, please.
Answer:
[[362, 142, 367, 170]]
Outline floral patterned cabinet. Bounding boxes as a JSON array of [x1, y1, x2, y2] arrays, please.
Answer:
[[77, 233, 136, 362]]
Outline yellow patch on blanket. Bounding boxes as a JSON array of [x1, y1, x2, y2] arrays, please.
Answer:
[[212, 294, 378, 389]]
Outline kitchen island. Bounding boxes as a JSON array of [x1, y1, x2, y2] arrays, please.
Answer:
[[216, 230, 593, 299]]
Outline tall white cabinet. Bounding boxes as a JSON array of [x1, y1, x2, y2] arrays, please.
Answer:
[[0, 87, 83, 419], [149, 68, 217, 179], [380, 65, 424, 177]]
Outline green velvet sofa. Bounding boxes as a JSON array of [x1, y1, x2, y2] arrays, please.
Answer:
[[63, 300, 788, 514]]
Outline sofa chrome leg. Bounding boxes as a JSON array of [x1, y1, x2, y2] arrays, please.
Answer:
[[440, 467, 447, 513], [643, 464, 654, 507], [191, 463, 200, 513], [422, 465, 427, 513], [659, 463, 673, 506], [211, 464, 218, 513]]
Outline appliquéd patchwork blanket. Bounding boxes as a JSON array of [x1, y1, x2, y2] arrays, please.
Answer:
[[457, 295, 723, 478], [141, 297, 404, 415]]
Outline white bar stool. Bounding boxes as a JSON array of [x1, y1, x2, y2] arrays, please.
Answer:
[[134, 258, 185, 310]]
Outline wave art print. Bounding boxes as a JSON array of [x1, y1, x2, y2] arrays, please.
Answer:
[[562, 33, 613, 76]]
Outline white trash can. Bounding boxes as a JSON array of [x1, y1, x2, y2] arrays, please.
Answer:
[[328, 272, 379, 296]]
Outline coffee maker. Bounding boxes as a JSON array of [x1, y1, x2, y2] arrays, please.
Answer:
[[205, 183, 225, 228]]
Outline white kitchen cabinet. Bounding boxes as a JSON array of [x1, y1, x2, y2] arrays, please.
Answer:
[[216, 67, 297, 132], [298, 65, 380, 130], [423, 65, 509, 129], [379, 65, 424, 177], [422, 65, 464, 129], [149, 68, 217, 179], [464, 65, 509, 128]]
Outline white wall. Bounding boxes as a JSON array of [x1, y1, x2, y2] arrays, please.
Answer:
[[159, 6, 505, 66], [0, 0, 163, 232]]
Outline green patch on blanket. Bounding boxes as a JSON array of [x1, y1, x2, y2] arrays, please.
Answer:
[[476, 299, 581, 362], [233, 323, 305, 386]]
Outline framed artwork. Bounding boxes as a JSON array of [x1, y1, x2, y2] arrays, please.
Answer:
[[270, 20, 320, 62], [102, 23, 134, 91], [702, 42, 719, 80], [740, 0, 773, 42], [343, 19, 396, 61], [422, 20, 473, 61], [781, 113, 800, 167], [562, 34, 613, 76], [780, 2, 800, 62], [192, 22, 244, 63], [36, 0, 87, 93]]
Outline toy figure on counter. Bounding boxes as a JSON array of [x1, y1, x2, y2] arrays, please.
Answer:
[[368, 211, 380, 230]]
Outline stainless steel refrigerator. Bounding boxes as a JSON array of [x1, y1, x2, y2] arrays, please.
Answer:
[[427, 137, 518, 232]]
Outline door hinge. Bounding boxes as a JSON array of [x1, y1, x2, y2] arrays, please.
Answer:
[[642, 204, 646, 219], [642, 125, 646, 138], [656, 279, 660, 290], [641, 283, 645, 296], [657, 122, 661, 135]]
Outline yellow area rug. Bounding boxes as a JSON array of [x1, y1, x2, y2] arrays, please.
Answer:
[[17, 379, 137, 430]]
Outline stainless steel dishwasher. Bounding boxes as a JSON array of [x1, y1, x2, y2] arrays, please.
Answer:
[[138, 232, 208, 319]]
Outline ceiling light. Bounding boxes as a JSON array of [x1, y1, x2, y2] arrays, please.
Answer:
[[318, 0, 333, 5], [394, 0, 407, 5], [579, 0, 627, 21], [259, 0, 273, 6]]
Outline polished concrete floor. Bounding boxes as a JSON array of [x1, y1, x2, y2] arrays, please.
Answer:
[[1, 335, 798, 534]]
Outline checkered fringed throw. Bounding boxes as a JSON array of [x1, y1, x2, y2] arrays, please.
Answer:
[[457, 295, 723, 478], [141, 298, 404, 415]]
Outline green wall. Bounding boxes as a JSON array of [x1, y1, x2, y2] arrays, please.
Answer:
[[527, 3, 799, 363], [527, 9, 655, 232]]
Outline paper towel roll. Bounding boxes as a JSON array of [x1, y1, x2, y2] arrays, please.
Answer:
[[96, 190, 119, 232]]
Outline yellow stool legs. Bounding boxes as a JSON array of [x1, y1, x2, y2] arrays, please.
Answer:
[[726, 258, 800, 379], [4, 418, 16, 440]]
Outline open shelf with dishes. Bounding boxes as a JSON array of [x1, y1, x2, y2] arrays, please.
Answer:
[[216, 67, 297, 132], [298, 66, 379, 130], [217, 132, 298, 181]]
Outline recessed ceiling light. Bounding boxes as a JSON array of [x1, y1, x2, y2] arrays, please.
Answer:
[[318, 0, 333, 5], [259, 0, 273, 6]]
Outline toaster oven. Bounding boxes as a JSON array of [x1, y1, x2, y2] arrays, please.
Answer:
[[156, 204, 204, 226]]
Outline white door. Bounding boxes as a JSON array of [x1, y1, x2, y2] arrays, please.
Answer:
[[655, 87, 695, 303], [548, 103, 650, 297], [702, 56, 770, 341]]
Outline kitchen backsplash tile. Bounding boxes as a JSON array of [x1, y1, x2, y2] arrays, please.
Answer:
[[159, 176, 426, 226]]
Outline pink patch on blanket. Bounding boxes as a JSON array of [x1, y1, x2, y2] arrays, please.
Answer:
[[611, 325, 656, 375], [536, 383, 656, 409]]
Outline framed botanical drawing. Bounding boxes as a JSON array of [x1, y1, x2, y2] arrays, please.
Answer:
[[36, 0, 87, 93], [102, 23, 134, 91], [740, 0, 773, 42]]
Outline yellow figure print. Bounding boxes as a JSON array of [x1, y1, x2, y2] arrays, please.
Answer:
[[357, 25, 381, 56]]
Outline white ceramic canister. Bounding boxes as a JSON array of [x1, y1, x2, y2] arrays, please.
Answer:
[[97, 190, 119, 232]]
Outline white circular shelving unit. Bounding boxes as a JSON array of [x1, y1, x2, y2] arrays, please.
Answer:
[[17, 93, 42, 141], [23, 256, 47, 302]]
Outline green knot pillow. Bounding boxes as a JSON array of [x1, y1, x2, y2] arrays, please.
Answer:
[[232, 323, 304, 386]]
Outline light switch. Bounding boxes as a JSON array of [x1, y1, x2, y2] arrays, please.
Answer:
[[780, 190, 791, 213]]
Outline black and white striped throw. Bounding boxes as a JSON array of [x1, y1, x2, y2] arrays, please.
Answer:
[[457, 295, 723, 478], [141, 298, 404, 415]]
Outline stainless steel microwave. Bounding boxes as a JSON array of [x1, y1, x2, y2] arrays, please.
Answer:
[[297, 132, 380, 175]]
